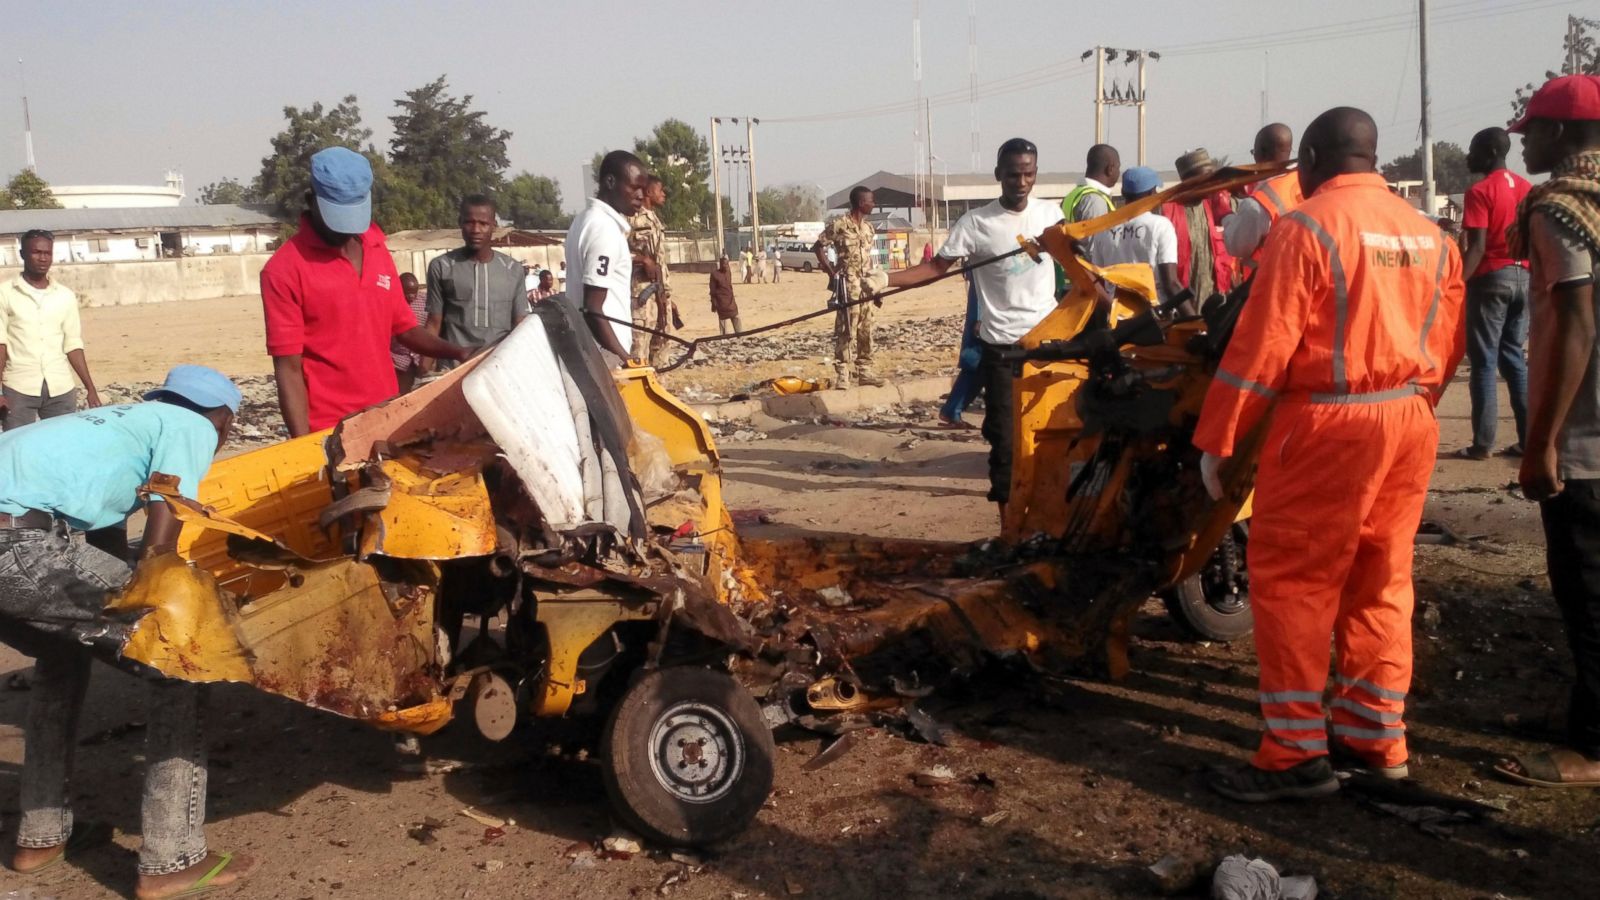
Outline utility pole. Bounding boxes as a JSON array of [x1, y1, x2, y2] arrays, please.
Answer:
[[1260, 52, 1269, 127], [710, 117, 724, 257], [925, 99, 935, 230], [746, 118, 760, 254], [1136, 53, 1148, 165], [912, 1, 924, 227], [968, 0, 979, 171], [1567, 14, 1582, 73], [1093, 45, 1105, 144], [1419, 0, 1436, 216], [18, 58, 35, 172], [1083, 48, 1158, 163]]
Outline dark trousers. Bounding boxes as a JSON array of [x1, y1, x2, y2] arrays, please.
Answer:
[[1541, 479, 1600, 758], [1465, 267, 1530, 451], [978, 342, 1018, 504], [1, 382, 78, 431]]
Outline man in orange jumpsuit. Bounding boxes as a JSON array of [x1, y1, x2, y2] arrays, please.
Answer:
[[1195, 107, 1466, 801]]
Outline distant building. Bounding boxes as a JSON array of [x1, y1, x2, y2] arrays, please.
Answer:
[[0, 204, 280, 265], [49, 171, 186, 209]]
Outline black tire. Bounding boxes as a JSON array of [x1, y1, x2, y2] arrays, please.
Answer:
[[1162, 522, 1253, 642], [600, 667, 774, 847], [802, 261, 814, 273]]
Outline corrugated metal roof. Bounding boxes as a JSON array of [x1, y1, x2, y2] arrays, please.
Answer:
[[0, 204, 281, 235]]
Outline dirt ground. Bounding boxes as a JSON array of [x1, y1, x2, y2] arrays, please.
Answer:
[[77, 270, 967, 394], [4, 285, 1598, 899]]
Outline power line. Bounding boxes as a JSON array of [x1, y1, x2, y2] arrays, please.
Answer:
[[1163, 0, 1567, 57], [761, 0, 1560, 128]]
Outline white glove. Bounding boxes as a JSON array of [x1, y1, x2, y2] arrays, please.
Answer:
[[1200, 452, 1227, 501]]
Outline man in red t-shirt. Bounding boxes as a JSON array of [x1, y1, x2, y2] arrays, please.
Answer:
[[261, 148, 468, 436], [1454, 126, 1532, 459]]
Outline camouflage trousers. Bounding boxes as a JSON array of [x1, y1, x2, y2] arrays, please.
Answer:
[[630, 285, 672, 367], [833, 290, 876, 378]]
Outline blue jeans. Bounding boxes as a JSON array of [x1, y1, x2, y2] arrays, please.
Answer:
[[1465, 266, 1529, 451], [1, 525, 209, 876], [941, 279, 983, 421]]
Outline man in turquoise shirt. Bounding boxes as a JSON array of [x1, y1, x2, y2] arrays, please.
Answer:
[[0, 365, 258, 898]]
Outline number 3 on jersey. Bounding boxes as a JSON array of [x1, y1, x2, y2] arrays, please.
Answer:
[[596, 255, 610, 276]]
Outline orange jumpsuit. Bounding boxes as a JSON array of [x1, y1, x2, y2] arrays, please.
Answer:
[[1194, 172, 1466, 771]]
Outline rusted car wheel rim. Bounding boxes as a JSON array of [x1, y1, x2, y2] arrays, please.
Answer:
[[647, 701, 745, 804]]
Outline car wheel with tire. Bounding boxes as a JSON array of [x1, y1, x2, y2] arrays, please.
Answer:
[[601, 667, 774, 847], [1162, 522, 1252, 642], [802, 261, 814, 273]]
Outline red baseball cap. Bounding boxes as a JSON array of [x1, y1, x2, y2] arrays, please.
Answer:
[[1509, 74, 1600, 133]]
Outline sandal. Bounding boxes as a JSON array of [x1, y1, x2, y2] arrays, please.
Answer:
[[10, 820, 114, 874], [1207, 757, 1340, 803], [1494, 749, 1600, 788], [135, 850, 260, 900], [1451, 446, 1491, 460], [1497, 443, 1524, 458]]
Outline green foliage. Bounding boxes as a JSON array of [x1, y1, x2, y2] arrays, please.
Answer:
[[253, 95, 374, 220], [249, 83, 559, 233], [1, 169, 63, 209], [633, 119, 715, 230], [388, 75, 511, 223], [1511, 16, 1600, 125], [755, 184, 823, 225], [592, 120, 720, 230], [504, 172, 569, 229], [1380, 141, 1472, 196], [370, 157, 444, 232], [197, 177, 257, 206]]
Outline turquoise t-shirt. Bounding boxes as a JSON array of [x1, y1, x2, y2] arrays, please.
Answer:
[[0, 402, 217, 531]]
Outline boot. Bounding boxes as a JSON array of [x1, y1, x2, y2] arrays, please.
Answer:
[[855, 370, 886, 388], [834, 365, 853, 389]]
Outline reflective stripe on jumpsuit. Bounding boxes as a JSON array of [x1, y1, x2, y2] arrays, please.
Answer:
[[1192, 172, 1467, 772]]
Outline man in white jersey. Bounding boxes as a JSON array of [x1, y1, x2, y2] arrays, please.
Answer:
[[565, 150, 648, 363], [889, 137, 1063, 514]]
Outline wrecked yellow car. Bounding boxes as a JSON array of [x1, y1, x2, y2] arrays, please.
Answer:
[[63, 165, 1278, 849]]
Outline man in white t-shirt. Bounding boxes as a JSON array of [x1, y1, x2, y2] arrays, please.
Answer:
[[889, 137, 1063, 512], [565, 150, 648, 363], [1095, 166, 1185, 309]]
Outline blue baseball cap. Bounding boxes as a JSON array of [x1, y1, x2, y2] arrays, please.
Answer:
[[1122, 166, 1162, 196], [309, 147, 373, 235], [145, 365, 243, 414]]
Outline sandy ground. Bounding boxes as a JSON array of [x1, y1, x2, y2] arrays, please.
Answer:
[[4, 289, 1596, 899], [77, 270, 966, 391]]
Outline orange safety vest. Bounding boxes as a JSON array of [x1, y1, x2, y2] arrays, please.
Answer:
[[1194, 172, 1466, 457], [1239, 171, 1306, 273]]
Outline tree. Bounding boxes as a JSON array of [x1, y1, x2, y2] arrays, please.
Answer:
[[253, 95, 374, 220], [369, 157, 441, 232], [1381, 141, 1472, 196], [756, 184, 824, 225], [1, 170, 62, 209], [389, 75, 511, 225], [633, 119, 717, 230], [1511, 15, 1600, 125], [197, 177, 256, 205], [504, 172, 568, 229]]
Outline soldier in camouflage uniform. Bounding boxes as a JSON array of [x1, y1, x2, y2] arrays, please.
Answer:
[[628, 175, 672, 364], [813, 186, 883, 387]]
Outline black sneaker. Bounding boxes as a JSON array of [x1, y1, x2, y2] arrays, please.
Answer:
[[1207, 757, 1340, 803]]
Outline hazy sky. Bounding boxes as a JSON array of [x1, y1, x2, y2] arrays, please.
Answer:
[[0, 0, 1582, 212]]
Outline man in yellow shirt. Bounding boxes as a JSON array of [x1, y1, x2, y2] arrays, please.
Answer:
[[0, 230, 101, 430]]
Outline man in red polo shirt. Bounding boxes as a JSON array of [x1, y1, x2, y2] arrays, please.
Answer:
[[261, 147, 468, 436], [1453, 126, 1533, 459]]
